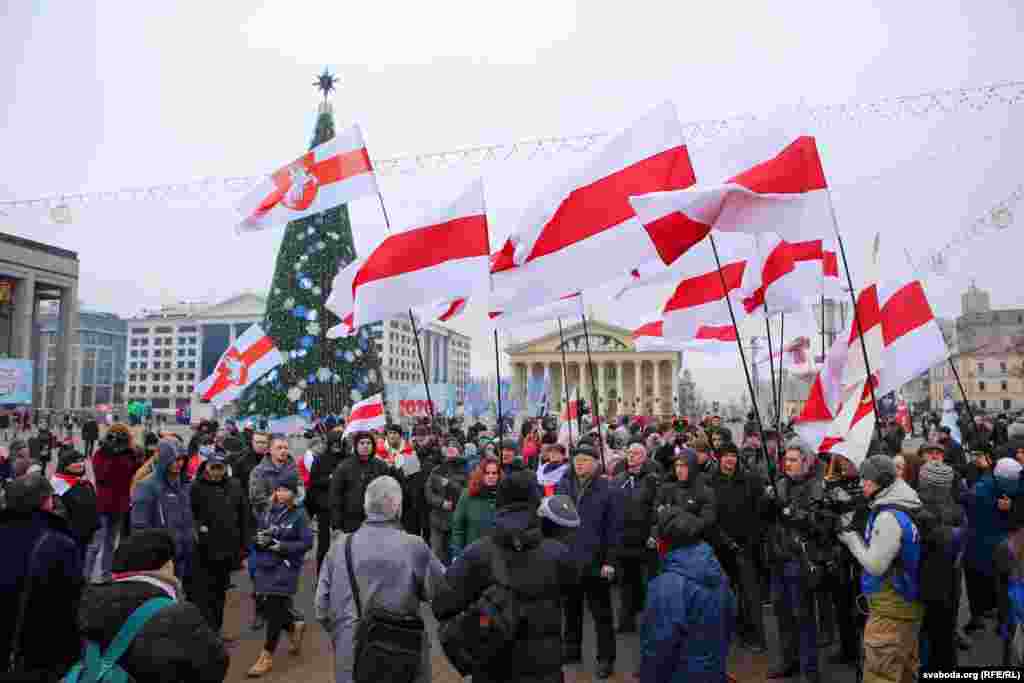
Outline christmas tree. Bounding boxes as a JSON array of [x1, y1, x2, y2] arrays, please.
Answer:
[[240, 72, 384, 421]]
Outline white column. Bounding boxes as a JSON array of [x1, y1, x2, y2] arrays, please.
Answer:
[[597, 361, 606, 411], [14, 274, 35, 360], [671, 357, 680, 413], [632, 360, 640, 412], [616, 361, 624, 410], [653, 360, 661, 415], [56, 283, 78, 411]]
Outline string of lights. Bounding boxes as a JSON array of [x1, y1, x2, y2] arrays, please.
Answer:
[[1, 79, 1020, 219]]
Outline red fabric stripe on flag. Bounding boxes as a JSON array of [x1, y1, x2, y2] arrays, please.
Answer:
[[880, 281, 935, 346], [797, 376, 833, 423], [527, 146, 695, 263], [664, 261, 746, 313], [354, 215, 489, 288], [488, 311, 501, 320], [849, 379, 877, 426], [742, 241, 796, 313], [342, 313, 354, 329], [819, 436, 844, 453], [202, 334, 277, 401], [641, 210, 710, 265], [728, 136, 828, 194], [848, 285, 881, 345], [789, 240, 824, 262], [695, 325, 737, 342], [633, 321, 664, 339], [490, 239, 517, 274], [311, 147, 374, 185], [349, 399, 384, 422], [437, 298, 466, 322], [823, 251, 839, 277]]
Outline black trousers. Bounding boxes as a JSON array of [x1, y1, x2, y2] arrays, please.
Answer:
[[315, 512, 332, 577], [262, 595, 296, 653], [964, 565, 996, 620], [720, 544, 766, 646], [84, 439, 95, 457], [618, 550, 658, 621], [193, 555, 234, 632], [564, 574, 616, 663], [829, 557, 865, 661], [922, 598, 957, 669]]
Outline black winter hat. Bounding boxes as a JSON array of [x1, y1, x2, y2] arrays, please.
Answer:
[[656, 507, 703, 549], [113, 529, 176, 573], [222, 436, 244, 454], [5, 473, 54, 513], [496, 470, 540, 509]]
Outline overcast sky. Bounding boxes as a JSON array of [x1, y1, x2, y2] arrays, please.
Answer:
[[2, 2, 1022, 403]]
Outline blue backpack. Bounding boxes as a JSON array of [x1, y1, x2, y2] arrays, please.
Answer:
[[64, 597, 174, 683]]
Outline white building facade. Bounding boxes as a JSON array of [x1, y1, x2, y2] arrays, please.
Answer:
[[378, 317, 472, 403]]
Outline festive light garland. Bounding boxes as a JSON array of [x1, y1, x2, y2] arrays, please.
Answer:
[[1, 79, 1020, 216]]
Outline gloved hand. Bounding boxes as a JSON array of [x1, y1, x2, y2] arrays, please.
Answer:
[[646, 537, 658, 550], [763, 485, 776, 502], [268, 540, 283, 553]]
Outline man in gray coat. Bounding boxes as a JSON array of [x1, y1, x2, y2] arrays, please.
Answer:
[[315, 475, 446, 683]]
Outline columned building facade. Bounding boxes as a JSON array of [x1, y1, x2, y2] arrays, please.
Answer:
[[506, 320, 682, 419]]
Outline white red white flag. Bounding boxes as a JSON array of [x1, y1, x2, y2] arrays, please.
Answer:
[[797, 378, 878, 466], [740, 233, 825, 315], [416, 297, 469, 325], [325, 258, 364, 339], [631, 319, 738, 353], [195, 324, 283, 407], [661, 261, 748, 341], [352, 180, 489, 326], [236, 125, 378, 233], [344, 393, 386, 436], [755, 336, 813, 371], [489, 102, 696, 312]]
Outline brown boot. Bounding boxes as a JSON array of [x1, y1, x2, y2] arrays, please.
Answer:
[[288, 621, 306, 655], [247, 650, 273, 677]]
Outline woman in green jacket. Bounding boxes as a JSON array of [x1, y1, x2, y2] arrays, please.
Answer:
[[449, 456, 502, 561]]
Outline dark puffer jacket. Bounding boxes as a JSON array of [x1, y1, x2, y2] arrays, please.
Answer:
[[613, 459, 663, 559], [653, 450, 717, 542], [306, 435, 347, 521], [51, 473, 101, 549], [433, 506, 576, 683], [190, 462, 248, 565], [761, 473, 828, 567], [77, 578, 228, 683], [708, 465, 764, 549], [131, 442, 194, 580], [556, 473, 624, 576], [329, 454, 403, 533], [250, 503, 314, 596], [425, 456, 470, 533]]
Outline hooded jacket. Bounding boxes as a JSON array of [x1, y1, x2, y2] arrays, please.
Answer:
[[963, 471, 1010, 575], [249, 453, 305, 520], [613, 459, 663, 556], [190, 461, 248, 565], [653, 450, 717, 543], [92, 442, 143, 514], [640, 543, 737, 683], [329, 452, 403, 533], [130, 442, 194, 579], [433, 506, 576, 683], [839, 478, 924, 620], [250, 501, 313, 596], [425, 455, 469, 532]]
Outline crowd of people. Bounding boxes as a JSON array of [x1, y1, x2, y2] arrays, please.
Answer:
[[0, 408, 1021, 682]]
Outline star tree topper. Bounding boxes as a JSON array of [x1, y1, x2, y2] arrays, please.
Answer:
[[314, 68, 339, 100]]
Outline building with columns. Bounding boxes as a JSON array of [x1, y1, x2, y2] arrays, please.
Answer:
[[506, 319, 682, 419], [37, 303, 127, 410], [0, 232, 79, 409]]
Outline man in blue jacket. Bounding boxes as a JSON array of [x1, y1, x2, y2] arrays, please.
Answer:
[[641, 507, 737, 683], [556, 442, 623, 680]]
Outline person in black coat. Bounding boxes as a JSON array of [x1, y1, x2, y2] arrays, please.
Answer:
[[434, 471, 576, 683], [425, 438, 470, 565], [0, 474, 84, 681], [555, 443, 623, 679], [307, 430, 347, 574], [190, 453, 248, 634], [709, 442, 767, 652], [329, 431, 403, 534], [81, 417, 100, 457], [653, 448, 717, 543], [611, 438, 662, 633], [77, 528, 229, 683]]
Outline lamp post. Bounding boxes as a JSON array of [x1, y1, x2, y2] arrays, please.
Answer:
[[812, 296, 850, 359]]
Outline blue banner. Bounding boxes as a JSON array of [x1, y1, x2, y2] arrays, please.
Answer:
[[0, 359, 33, 405]]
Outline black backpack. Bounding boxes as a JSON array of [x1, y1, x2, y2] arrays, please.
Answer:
[[437, 540, 527, 676]]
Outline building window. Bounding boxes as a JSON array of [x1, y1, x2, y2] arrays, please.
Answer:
[[179, 326, 197, 333], [130, 350, 138, 358], [176, 385, 184, 394], [164, 385, 171, 394], [188, 349, 196, 357], [188, 385, 194, 393], [189, 336, 197, 345], [980, 400, 987, 409], [1005, 399, 1012, 410], [978, 362, 985, 373], [155, 326, 172, 334], [163, 362, 170, 369], [128, 385, 134, 394], [154, 338, 161, 346], [140, 350, 148, 357], [139, 362, 147, 370], [131, 328, 149, 335], [1002, 381, 1009, 391], [979, 381, 986, 392], [1001, 362, 1008, 373], [177, 361, 185, 369], [153, 349, 161, 357], [178, 337, 186, 346]]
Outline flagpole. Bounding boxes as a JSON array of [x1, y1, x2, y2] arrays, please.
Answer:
[[557, 317, 575, 448], [763, 305, 779, 428], [947, 357, 977, 441], [820, 294, 827, 363], [708, 232, 776, 488], [830, 205, 881, 422], [494, 330, 504, 443], [375, 190, 436, 432], [580, 312, 607, 472], [777, 313, 785, 434]]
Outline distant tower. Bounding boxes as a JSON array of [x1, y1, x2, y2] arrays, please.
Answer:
[[962, 280, 991, 315]]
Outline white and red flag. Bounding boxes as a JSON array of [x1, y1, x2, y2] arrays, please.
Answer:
[[325, 258, 364, 339], [489, 292, 584, 332], [352, 180, 489, 326], [489, 102, 696, 312], [236, 124, 378, 233], [755, 336, 813, 371], [661, 260, 748, 341], [416, 297, 470, 325], [344, 393, 386, 436], [630, 319, 737, 353], [797, 378, 878, 467], [195, 324, 283, 407]]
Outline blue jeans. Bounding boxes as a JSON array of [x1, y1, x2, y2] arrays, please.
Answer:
[[92, 512, 124, 583], [772, 562, 819, 674]]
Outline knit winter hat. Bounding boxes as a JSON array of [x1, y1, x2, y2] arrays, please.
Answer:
[[656, 507, 703, 549], [859, 454, 897, 490], [537, 494, 580, 528], [496, 470, 540, 509], [222, 435, 244, 454], [5, 473, 54, 513], [113, 529, 176, 573], [275, 469, 301, 495], [995, 457, 1024, 481], [57, 449, 86, 473], [917, 462, 954, 493]]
